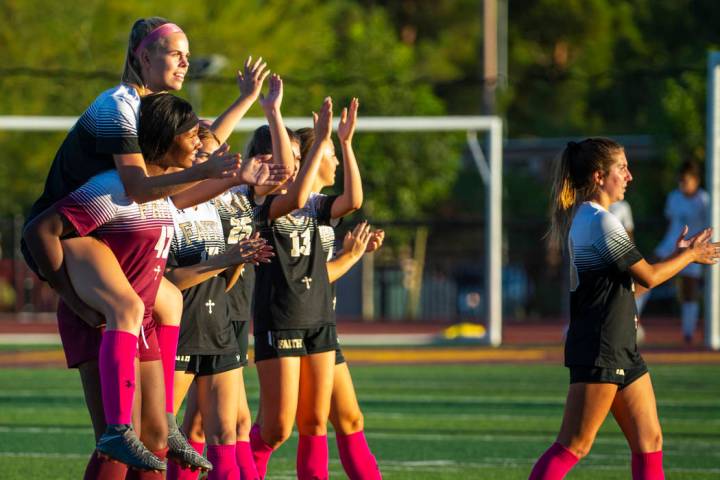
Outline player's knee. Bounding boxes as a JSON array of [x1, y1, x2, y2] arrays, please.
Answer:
[[106, 293, 145, 331], [142, 422, 169, 451], [563, 435, 594, 459], [186, 419, 206, 443], [236, 409, 252, 439], [641, 430, 663, 452], [156, 282, 183, 327], [296, 416, 328, 436], [262, 422, 293, 448], [206, 422, 237, 445], [336, 410, 363, 435]]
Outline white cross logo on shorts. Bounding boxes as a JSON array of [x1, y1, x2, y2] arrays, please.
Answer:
[[153, 265, 161, 280], [301, 276, 312, 289], [205, 300, 215, 314]]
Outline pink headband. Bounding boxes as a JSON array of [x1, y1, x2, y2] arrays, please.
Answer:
[[134, 23, 184, 58]]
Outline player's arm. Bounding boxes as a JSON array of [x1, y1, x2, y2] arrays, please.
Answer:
[[327, 222, 372, 283], [115, 151, 241, 204], [268, 98, 333, 220], [630, 227, 720, 288], [331, 97, 363, 219], [255, 74, 295, 197], [165, 235, 273, 291], [22, 207, 103, 326]]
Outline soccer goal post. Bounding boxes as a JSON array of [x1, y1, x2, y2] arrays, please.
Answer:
[[0, 115, 504, 346], [705, 52, 720, 351]]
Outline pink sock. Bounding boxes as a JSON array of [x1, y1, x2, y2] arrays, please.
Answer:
[[168, 441, 205, 480], [236, 440, 260, 480], [85, 450, 128, 480], [529, 442, 579, 480], [207, 444, 240, 480], [157, 325, 180, 413], [297, 434, 328, 480], [337, 431, 382, 479], [632, 451, 664, 480], [99, 330, 138, 425], [250, 424, 274, 479]]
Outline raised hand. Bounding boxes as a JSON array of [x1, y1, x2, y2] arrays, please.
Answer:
[[314, 97, 333, 142], [258, 73, 283, 113], [224, 233, 274, 266], [237, 56, 270, 102], [200, 144, 243, 179], [366, 229, 385, 253], [342, 221, 373, 259], [337, 97, 359, 144], [233, 154, 292, 187]]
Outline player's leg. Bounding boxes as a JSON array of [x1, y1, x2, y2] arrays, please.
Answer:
[[610, 372, 664, 479], [197, 366, 241, 480], [167, 369, 204, 480], [253, 357, 301, 479], [330, 357, 382, 479], [679, 275, 700, 344], [235, 367, 259, 479], [296, 350, 335, 480], [529, 382, 617, 479]]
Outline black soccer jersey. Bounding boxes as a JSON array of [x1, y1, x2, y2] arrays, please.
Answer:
[[27, 85, 142, 224], [213, 186, 256, 323], [167, 199, 237, 356], [566, 201, 644, 368], [252, 192, 338, 331]]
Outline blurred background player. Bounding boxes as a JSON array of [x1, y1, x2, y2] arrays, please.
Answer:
[[650, 161, 709, 344]]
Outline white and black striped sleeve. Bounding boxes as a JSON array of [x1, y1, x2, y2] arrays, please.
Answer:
[[592, 212, 643, 272], [95, 95, 141, 155]]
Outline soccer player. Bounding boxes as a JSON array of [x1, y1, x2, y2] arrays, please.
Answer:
[[247, 96, 363, 480], [529, 138, 720, 480], [22, 93, 209, 474], [653, 161, 709, 344], [21, 17, 241, 473], [294, 99, 384, 479]]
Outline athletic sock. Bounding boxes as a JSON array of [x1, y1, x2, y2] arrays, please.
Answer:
[[99, 330, 138, 425], [336, 431, 382, 480], [236, 440, 260, 479], [157, 325, 180, 413], [529, 442, 579, 480], [297, 434, 328, 480], [632, 451, 664, 480], [681, 302, 699, 341], [207, 444, 240, 480], [85, 450, 128, 480], [126, 447, 169, 479], [250, 424, 274, 479], [167, 441, 205, 480]]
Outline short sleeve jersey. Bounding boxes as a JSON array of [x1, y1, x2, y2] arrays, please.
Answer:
[[212, 186, 256, 323], [54, 170, 174, 317], [252, 192, 338, 331], [655, 189, 709, 259], [608, 200, 634, 233], [167, 200, 237, 356], [28, 85, 142, 224], [318, 224, 339, 317], [566, 201, 644, 368]]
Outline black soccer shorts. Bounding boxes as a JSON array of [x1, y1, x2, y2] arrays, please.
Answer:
[[254, 324, 339, 362]]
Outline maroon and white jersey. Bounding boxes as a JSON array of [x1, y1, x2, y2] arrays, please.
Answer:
[[55, 170, 174, 315]]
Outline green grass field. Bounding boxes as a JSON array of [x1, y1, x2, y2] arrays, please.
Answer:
[[0, 362, 718, 479]]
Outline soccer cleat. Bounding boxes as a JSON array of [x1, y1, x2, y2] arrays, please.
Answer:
[[96, 424, 167, 471], [166, 413, 213, 472]]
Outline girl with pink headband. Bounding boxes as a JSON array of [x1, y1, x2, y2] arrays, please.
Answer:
[[21, 17, 248, 476]]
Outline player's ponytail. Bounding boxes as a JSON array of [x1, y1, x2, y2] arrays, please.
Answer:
[[548, 138, 623, 249]]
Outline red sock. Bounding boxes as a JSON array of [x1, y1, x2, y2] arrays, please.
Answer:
[[337, 431, 382, 479], [85, 450, 128, 480], [529, 442, 579, 480], [99, 330, 138, 425], [632, 451, 664, 480], [297, 434, 328, 480], [250, 424, 274, 479], [126, 447, 168, 479], [236, 440, 260, 479], [157, 325, 180, 413], [207, 444, 240, 480], [167, 441, 205, 480]]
